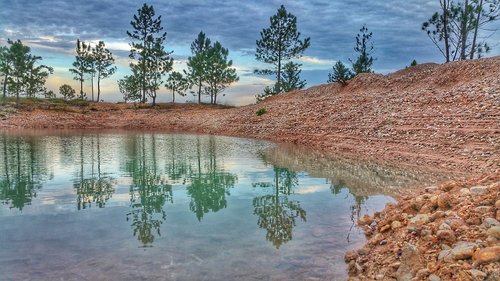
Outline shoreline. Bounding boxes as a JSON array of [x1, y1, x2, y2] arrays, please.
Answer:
[[1, 57, 499, 280]]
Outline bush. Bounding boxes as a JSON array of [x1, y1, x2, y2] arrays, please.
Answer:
[[256, 108, 267, 116]]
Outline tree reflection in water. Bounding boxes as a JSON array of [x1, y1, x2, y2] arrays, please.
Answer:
[[252, 167, 306, 249], [187, 136, 237, 221], [125, 134, 173, 246], [73, 135, 115, 210], [330, 179, 368, 242], [0, 135, 48, 210]]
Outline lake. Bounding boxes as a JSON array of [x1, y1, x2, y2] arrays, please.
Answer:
[[0, 131, 447, 280]]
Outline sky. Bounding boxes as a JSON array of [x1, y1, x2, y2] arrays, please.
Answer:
[[0, 0, 499, 105]]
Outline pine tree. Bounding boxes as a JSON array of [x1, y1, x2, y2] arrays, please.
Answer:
[[6, 40, 31, 107], [59, 84, 76, 100], [350, 25, 375, 75], [186, 31, 211, 104], [94, 41, 116, 102], [327, 61, 354, 86], [69, 39, 89, 99], [118, 73, 141, 103], [165, 71, 188, 103], [0, 45, 12, 102], [127, 3, 173, 105], [255, 5, 310, 94], [24, 56, 53, 97], [280, 62, 306, 92], [203, 41, 239, 104]]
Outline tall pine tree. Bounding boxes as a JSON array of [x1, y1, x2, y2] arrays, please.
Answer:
[[186, 31, 211, 104], [350, 25, 375, 74], [255, 5, 310, 94], [93, 41, 116, 102], [127, 3, 173, 105]]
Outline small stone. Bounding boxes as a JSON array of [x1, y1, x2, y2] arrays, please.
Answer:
[[470, 186, 488, 195], [358, 215, 373, 226], [483, 218, 500, 227], [485, 236, 498, 246], [380, 224, 391, 232], [357, 248, 369, 256], [475, 206, 492, 214], [428, 274, 440, 281], [437, 229, 456, 244], [473, 246, 500, 265], [441, 244, 451, 250], [370, 221, 377, 228], [467, 269, 486, 280], [375, 274, 384, 280], [450, 242, 478, 260], [425, 186, 438, 193], [344, 250, 358, 262], [390, 262, 401, 269], [391, 220, 402, 229], [430, 195, 439, 207], [430, 211, 446, 222], [459, 188, 471, 196], [438, 249, 453, 262], [437, 193, 451, 209], [379, 240, 387, 245], [438, 223, 452, 230], [486, 226, 500, 239], [495, 200, 500, 209], [409, 214, 430, 226], [416, 268, 430, 279], [395, 244, 422, 281]]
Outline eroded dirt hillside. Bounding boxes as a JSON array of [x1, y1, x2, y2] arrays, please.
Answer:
[[1, 57, 499, 174]]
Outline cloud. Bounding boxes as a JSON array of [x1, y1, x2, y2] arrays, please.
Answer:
[[1, 0, 498, 105]]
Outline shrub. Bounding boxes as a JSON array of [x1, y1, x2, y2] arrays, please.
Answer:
[[256, 108, 267, 116]]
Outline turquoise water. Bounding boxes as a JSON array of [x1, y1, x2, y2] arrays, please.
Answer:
[[0, 132, 442, 280]]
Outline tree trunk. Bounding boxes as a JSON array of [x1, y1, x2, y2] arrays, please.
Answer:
[[97, 75, 101, 102], [277, 52, 282, 93], [470, 0, 482, 59], [15, 78, 19, 108], [152, 91, 156, 106], [80, 75, 84, 99], [2, 73, 7, 103], [460, 0, 469, 60], [214, 92, 217, 105], [91, 74, 94, 102], [442, 0, 451, 62], [172, 89, 175, 103], [197, 80, 202, 104]]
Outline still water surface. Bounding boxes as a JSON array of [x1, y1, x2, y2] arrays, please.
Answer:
[[0, 132, 446, 280]]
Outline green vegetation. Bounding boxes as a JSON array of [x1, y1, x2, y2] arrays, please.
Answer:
[[127, 3, 173, 106], [59, 84, 76, 100], [422, 0, 498, 61], [351, 25, 375, 75], [255, 5, 310, 100], [327, 61, 354, 86], [256, 108, 267, 116], [165, 71, 189, 103]]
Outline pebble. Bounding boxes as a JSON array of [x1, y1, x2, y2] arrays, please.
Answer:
[[391, 220, 402, 229], [437, 229, 456, 244], [495, 200, 500, 209], [486, 226, 500, 239], [430, 211, 445, 221], [475, 206, 492, 214], [470, 185, 488, 195], [450, 241, 478, 260], [428, 274, 440, 281], [467, 269, 486, 280], [459, 188, 471, 196], [409, 214, 430, 226], [437, 193, 451, 209], [483, 218, 500, 227]]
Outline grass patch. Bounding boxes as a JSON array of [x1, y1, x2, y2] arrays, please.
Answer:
[[256, 108, 267, 116]]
